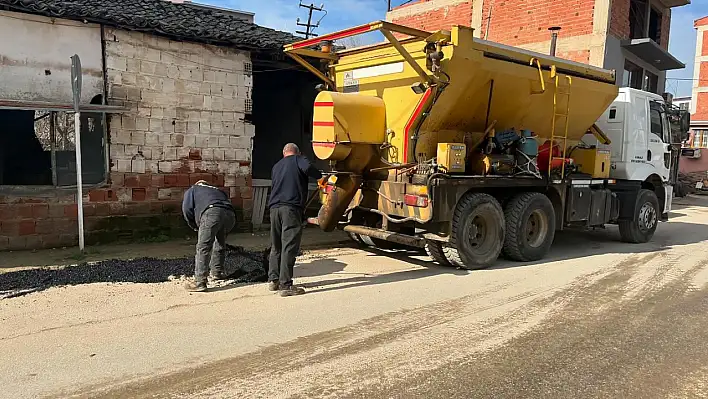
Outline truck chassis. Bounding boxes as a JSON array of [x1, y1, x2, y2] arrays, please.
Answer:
[[334, 174, 666, 270]]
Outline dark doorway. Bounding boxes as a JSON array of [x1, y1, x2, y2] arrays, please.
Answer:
[[250, 60, 325, 179]]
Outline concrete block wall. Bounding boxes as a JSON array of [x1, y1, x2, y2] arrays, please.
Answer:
[[103, 28, 255, 234], [0, 28, 255, 251]]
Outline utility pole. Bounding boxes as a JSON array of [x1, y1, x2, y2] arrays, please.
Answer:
[[296, 1, 326, 39]]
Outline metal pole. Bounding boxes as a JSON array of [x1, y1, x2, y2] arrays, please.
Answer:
[[70, 54, 85, 253], [549, 27, 561, 57], [306, 5, 314, 38], [74, 112, 85, 252]]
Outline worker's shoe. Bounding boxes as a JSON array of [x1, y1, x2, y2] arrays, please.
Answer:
[[268, 280, 280, 292], [185, 281, 208, 292], [279, 285, 306, 297], [210, 272, 227, 281]]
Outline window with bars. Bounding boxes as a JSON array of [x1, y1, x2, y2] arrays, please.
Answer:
[[0, 109, 106, 186]]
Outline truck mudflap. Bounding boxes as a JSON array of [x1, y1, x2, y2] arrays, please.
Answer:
[[664, 184, 673, 214], [662, 184, 673, 222]]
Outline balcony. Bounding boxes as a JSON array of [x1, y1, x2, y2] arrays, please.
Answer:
[[621, 38, 685, 71], [659, 0, 690, 7]]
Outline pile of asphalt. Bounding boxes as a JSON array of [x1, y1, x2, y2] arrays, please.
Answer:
[[0, 245, 270, 299]]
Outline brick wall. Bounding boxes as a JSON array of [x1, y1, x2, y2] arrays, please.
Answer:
[[660, 9, 671, 50], [0, 28, 255, 251], [481, 0, 595, 47], [609, 0, 630, 40], [693, 20, 708, 123], [610, 0, 672, 49], [387, 0, 473, 33], [387, 0, 598, 65], [0, 192, 82, 250]]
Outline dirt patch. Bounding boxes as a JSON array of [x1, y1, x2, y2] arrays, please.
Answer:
[[0, 245, 269, 299]]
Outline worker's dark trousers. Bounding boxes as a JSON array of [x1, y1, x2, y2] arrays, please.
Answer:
[[195, 207, 236, 284], [269, 205, 303, 288]]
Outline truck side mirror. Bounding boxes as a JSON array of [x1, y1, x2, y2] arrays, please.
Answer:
[[680, 111, 691, 138]]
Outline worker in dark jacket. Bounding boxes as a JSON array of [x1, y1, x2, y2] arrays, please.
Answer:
[[268, 143, 322, 297], [182, 180, 236, 292]]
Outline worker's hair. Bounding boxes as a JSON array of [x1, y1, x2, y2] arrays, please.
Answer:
[[283, 143, 300, 155]]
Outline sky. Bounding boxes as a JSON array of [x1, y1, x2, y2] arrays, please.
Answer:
[[207, 0, 707, 97]]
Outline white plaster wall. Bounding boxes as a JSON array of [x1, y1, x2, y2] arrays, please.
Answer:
[[0, 11, 104, 104]]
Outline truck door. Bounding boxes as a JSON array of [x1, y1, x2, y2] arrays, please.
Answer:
[[648, 101, 671, 182]]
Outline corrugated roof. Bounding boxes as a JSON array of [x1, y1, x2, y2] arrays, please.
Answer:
[[0, 0, 299, 51]]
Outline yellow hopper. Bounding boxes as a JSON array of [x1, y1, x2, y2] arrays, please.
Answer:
[[285, 22, 618, 167]]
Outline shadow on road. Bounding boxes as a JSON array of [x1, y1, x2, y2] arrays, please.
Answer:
[[300, 257, 469, 295], [490, 219, 708, 271]]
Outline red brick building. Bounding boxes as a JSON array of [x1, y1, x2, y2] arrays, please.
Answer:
[[690, 16, 708, 148], [387, 0, 687, 94]]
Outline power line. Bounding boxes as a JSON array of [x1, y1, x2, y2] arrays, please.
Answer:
[[666, 77, 708, 82]]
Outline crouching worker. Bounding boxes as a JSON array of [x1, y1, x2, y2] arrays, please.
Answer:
[[182, 180, 236, 292], [268, 143, 322, 297]]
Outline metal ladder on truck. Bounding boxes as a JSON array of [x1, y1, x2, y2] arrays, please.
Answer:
[[529, 59, 573, 179], [549, 65, 572, 179]]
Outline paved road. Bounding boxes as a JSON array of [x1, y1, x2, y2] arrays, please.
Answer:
[[2, 196, 708, 398]]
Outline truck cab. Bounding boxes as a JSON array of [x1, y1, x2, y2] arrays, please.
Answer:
[[594, 88, 678, 217]]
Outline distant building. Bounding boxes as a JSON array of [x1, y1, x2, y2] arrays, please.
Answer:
[[673, 96, 692, 113], [691, 16, 708, 148], [386, 0, 688, 94]]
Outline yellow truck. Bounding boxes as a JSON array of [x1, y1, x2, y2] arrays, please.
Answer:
[[284, 22, 690, 269]]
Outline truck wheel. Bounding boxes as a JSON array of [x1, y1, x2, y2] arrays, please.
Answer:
[[619, 189, 660, 243], [425, 240, 451, 266], [502, 192, 556, 262], [444, 193, 505, 270]]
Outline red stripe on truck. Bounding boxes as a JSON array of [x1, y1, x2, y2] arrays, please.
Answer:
[[313, 121, 335, 127], [291, 24, 374, 49], [403, 88, 433, 163]]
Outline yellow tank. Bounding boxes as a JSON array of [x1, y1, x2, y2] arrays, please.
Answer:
[[286, 22, 619, 167]]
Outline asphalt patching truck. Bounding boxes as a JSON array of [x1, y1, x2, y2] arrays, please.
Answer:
[[284, 22, 690, 269]]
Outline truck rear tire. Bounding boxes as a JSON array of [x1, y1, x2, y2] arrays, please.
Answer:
[[444, 193, 505, 270], [502, 192, 556, 262], [425, 240, 452, 266], [619, 189, 660, 244]]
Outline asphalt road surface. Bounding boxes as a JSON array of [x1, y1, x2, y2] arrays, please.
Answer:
[[2, 196, 708, 399]]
